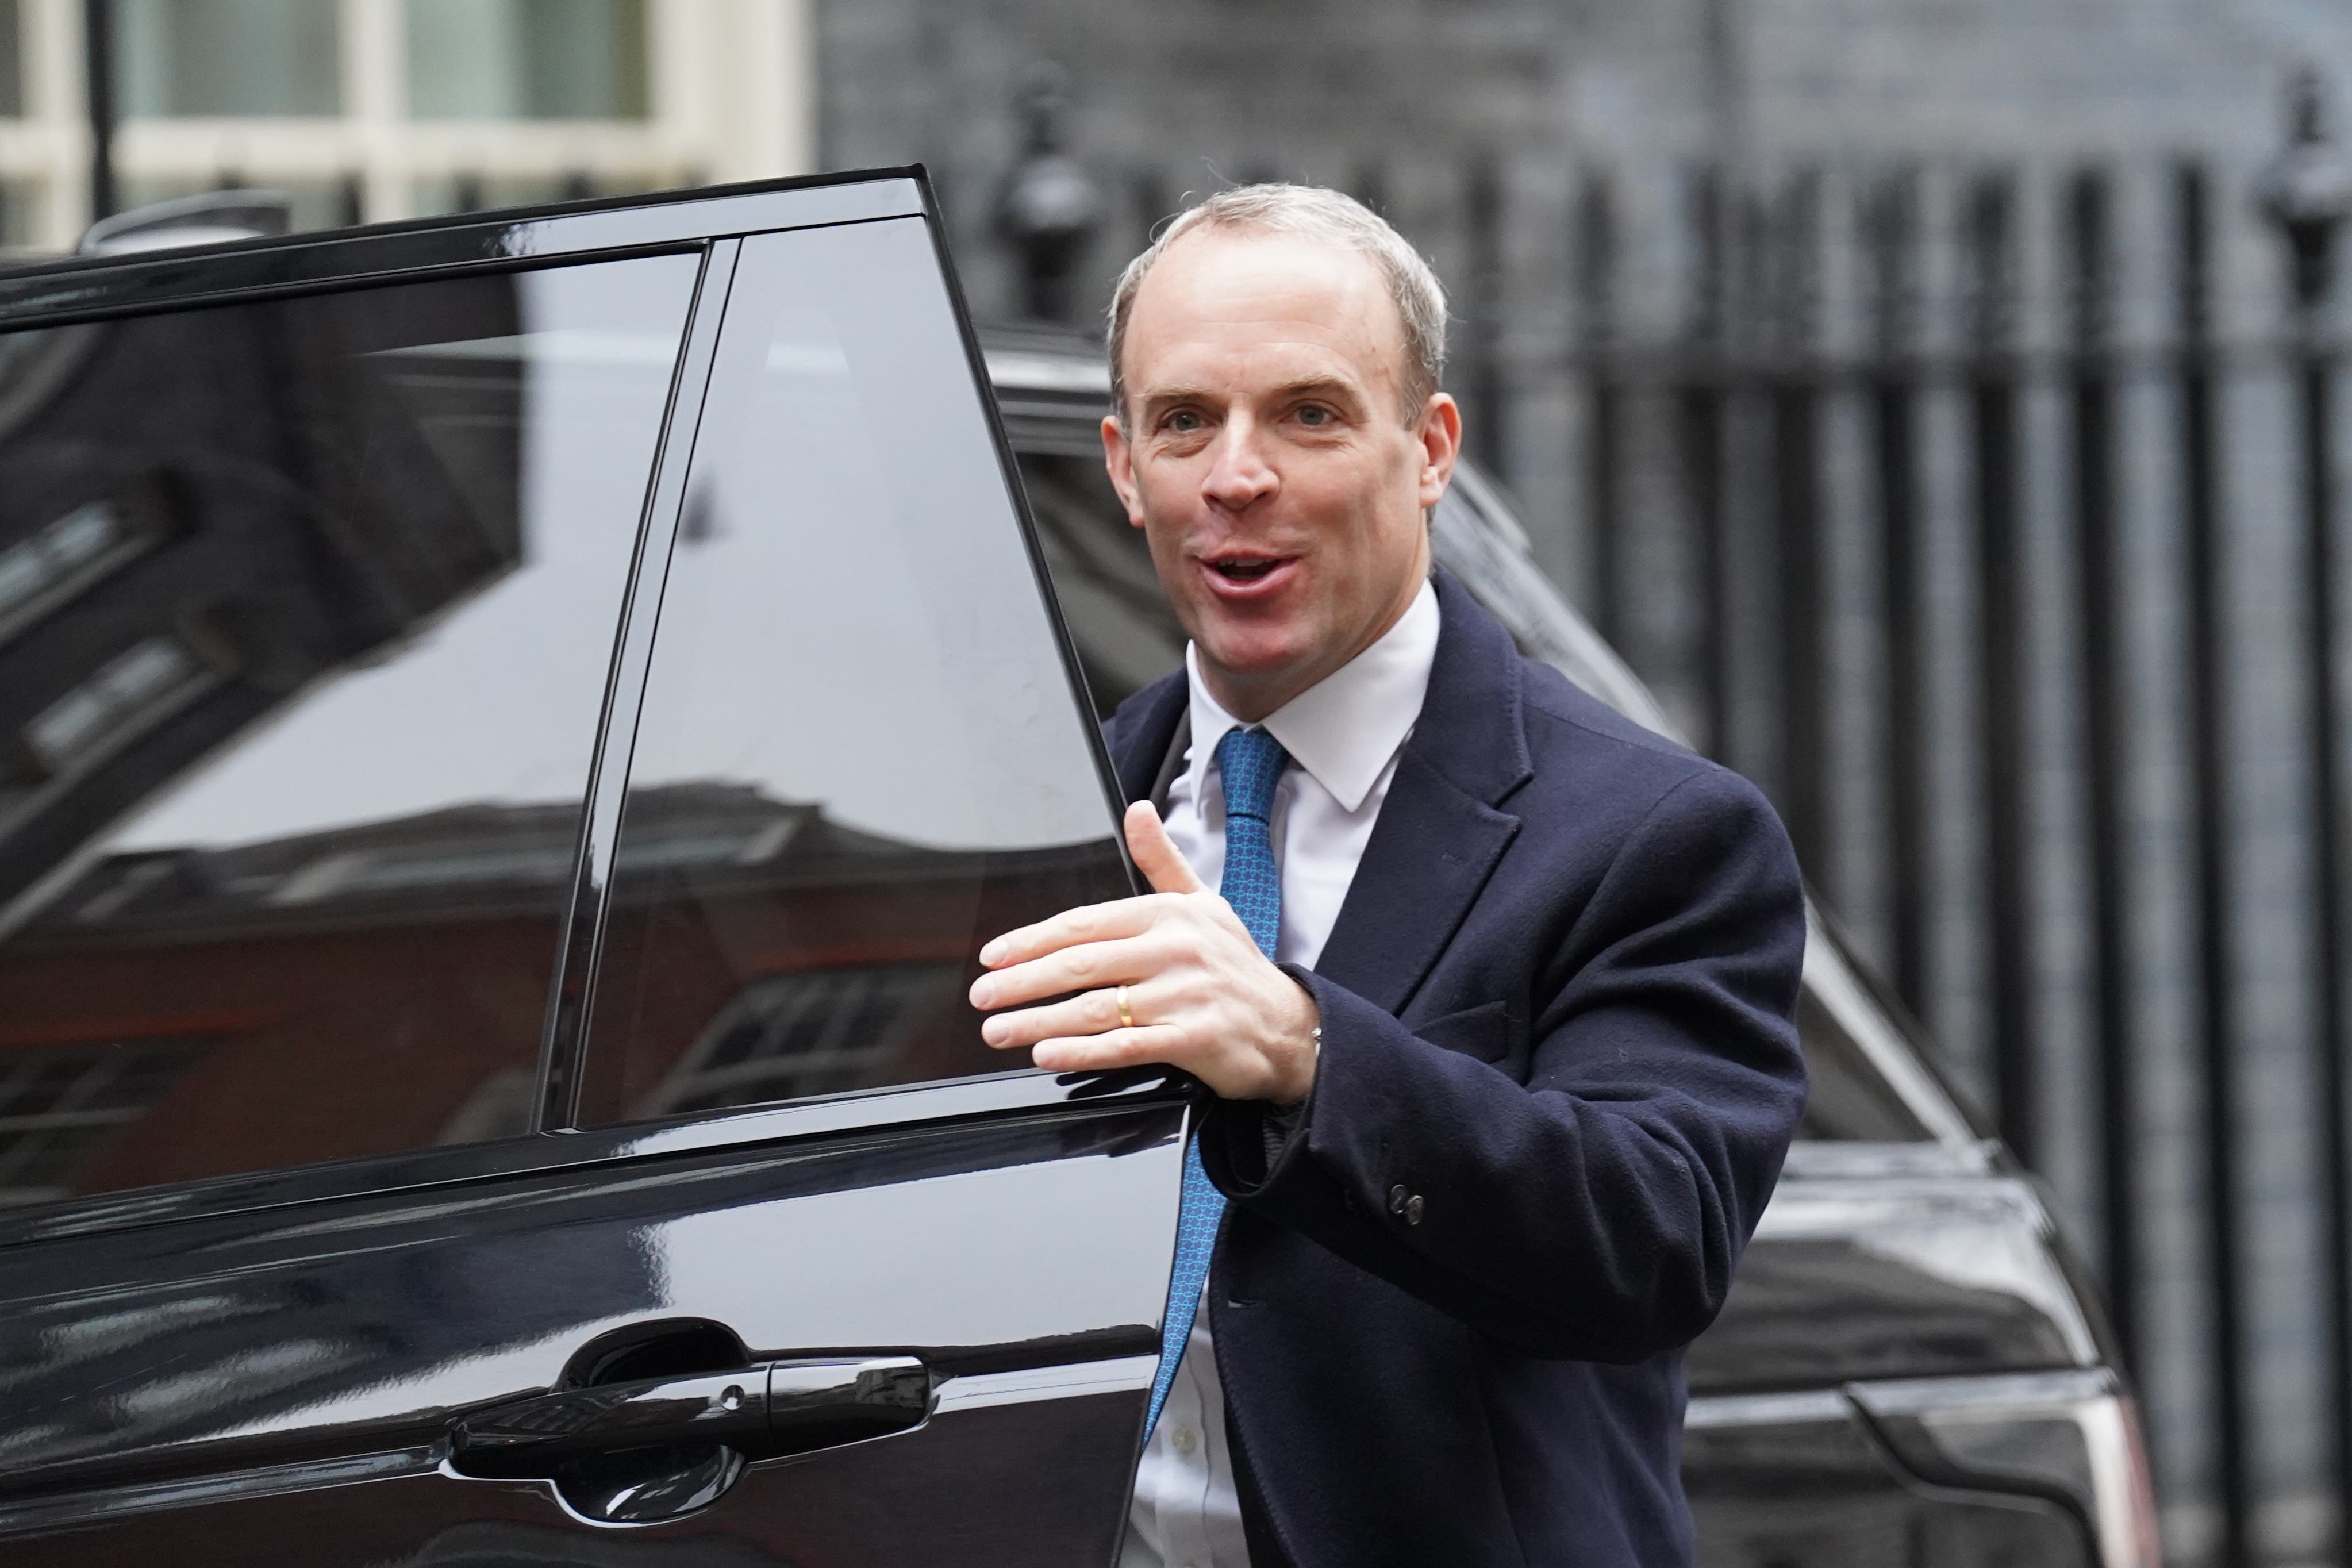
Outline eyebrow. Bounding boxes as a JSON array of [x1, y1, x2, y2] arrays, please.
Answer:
[[1136, 376, 1367, 410]]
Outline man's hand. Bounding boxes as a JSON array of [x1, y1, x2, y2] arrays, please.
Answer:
[[970, 800, 1321, 1104]]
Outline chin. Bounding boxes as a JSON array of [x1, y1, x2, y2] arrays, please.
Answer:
[[1194, 622, 1316, 686]]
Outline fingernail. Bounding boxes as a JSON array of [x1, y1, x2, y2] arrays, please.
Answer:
[[981, 1017, 1008, 1046], [969, 978, 994, 1008], [978, 940, 1004, 966]]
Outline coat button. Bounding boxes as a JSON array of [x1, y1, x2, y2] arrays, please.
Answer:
[[1387, 1183, 1408, 1215], [1404, 1194, 1425, 1225], [1388, 1185, 1424, 1224]]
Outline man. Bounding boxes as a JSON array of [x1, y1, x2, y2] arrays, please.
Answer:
[[969, 185, 1807, 1567]]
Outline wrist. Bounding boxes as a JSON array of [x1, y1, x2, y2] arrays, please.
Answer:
[[1265, 979, 1321, 1106]]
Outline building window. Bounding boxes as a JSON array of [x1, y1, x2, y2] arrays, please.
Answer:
[[408, 0, 649, 121], [0, 0, 22, 119], [114, 0, 343, 118], [645, 964, 963, 1119], [0, 1039, 209, 1206]]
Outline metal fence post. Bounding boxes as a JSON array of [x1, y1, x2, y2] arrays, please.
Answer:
[[1578, 172, 1622, 646], [2259, 65, 2352, 1565], [2067, 167, 2138, 1374], [1465, 155, 1506, 476], [81, 0, 114, 223], [1866, 171, 1930, 1020], [1967, 174, 2035, 1167], [1774, 171, 1826, 875], [2179, 156, 2251, 1568], [1686, 164, 1732, 759]]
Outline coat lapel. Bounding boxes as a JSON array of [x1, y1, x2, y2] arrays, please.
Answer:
[[1108, 670, 1189, 807], [1313, 572, 1534, 1016]]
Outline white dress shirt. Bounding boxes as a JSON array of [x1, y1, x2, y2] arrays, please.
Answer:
[[1119, 578, 1440, 1568]]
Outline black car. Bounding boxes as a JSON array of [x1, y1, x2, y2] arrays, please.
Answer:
[[0, 170, 2153, 1566]]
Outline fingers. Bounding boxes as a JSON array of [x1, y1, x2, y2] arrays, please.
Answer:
[[974, 893, 1166, 969], [1125, 800, 1206, 896], [970, 933, 1161, 1012], [973, 980, 1187, 1072], [1028, 1025, 1189, 1074], [980, 983, 1156, 1050], [978, 896, 1162, 970]]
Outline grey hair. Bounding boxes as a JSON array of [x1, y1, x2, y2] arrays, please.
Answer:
[[1107, 183, 1448, 424]]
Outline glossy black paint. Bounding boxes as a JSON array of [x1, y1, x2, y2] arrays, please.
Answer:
[[0, 1092, 1181, 1557], [0, 174, 923, 330], [1690, 1177, 2099, 1392], [1684, 1392, 2094, 1567]]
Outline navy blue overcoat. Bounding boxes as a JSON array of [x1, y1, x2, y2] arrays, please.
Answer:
[[1102, 570, 1809, 1568]]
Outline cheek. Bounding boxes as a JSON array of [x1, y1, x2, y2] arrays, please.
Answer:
[[1132, 454, 1203, 521], [1292, 457, 1406, 555], [1131, 495, 1199, 590]]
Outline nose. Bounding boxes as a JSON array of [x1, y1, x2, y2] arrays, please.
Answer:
[[1202, 417, 1279, 512]]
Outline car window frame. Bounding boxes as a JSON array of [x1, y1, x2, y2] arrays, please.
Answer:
[[0, 168, 1169, 1253]]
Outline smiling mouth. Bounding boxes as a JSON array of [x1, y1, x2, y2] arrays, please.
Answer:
[[1208, 556, 1289, 583]]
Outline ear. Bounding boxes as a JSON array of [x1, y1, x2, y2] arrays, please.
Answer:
[[1101, 415, 1148, 529], [1414, 393, 1463, 509]]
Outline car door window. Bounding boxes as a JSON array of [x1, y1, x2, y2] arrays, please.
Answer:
[[572, 217, 1132, 1128], [0, 251, 700, 1206]]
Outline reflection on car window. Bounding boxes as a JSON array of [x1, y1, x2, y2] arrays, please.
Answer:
[[0, 252, 700, 1207], [1016, 451, 1183, 717], [575, 218, 1132, 1127]]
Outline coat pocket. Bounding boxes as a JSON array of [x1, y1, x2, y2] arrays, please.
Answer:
[[1413, 998, 1516, 1065]]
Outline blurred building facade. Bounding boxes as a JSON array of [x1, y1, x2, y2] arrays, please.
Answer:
[[0, 0, 813, 253], [822, 4, 2352, 1567]]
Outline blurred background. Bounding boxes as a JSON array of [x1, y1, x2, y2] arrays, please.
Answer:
[[8, 1, 2352, 1563]]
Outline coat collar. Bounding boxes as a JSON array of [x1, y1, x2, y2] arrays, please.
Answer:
[[1313, 570, 1530, 1013], [1399, 568, 1535, 810], [1104, 570, 1535, 1016], [1106, 571, 1531, 804]]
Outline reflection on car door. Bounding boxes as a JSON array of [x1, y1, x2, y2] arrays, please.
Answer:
[[0, 176, 1183, 1566]]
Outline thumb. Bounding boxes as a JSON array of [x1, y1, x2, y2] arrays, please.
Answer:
[[1125, 800, 1206, 895]]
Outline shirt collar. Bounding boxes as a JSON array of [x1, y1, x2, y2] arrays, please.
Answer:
[[1182, 577, 1440, 813]]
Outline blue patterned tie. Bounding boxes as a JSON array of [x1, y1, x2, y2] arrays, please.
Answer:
[[1143, 725, 1290, 1443]]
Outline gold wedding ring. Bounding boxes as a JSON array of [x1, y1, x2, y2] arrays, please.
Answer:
[[1116, 985, 1136, 1030]]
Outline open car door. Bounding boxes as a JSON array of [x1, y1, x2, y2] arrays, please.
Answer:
[[0, 171, 1181, 1566]]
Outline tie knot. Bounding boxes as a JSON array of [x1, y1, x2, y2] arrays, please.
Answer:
[[1215, 727, 1290, 823]]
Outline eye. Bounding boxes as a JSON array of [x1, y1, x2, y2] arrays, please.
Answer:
[[1165, 409, 1204, 433], [1296, 404, 1333, 427]]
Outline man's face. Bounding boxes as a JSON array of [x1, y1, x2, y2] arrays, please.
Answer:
[[1103, 229, 1461, 721]]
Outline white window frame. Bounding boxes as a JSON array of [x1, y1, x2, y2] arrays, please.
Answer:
[[0, 0, 813, 254]]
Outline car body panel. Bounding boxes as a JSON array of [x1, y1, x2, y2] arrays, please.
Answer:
[[0, 1093, 1178, 1561]]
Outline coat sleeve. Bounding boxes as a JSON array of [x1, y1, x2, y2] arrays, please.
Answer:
[[1197, 765, 1808, 1362]]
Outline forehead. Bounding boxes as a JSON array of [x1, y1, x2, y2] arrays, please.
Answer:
[[1122, 228, 1408, 396]]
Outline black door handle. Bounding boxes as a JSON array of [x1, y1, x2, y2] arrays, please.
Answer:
[[451, 1355, 931, 1524]]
